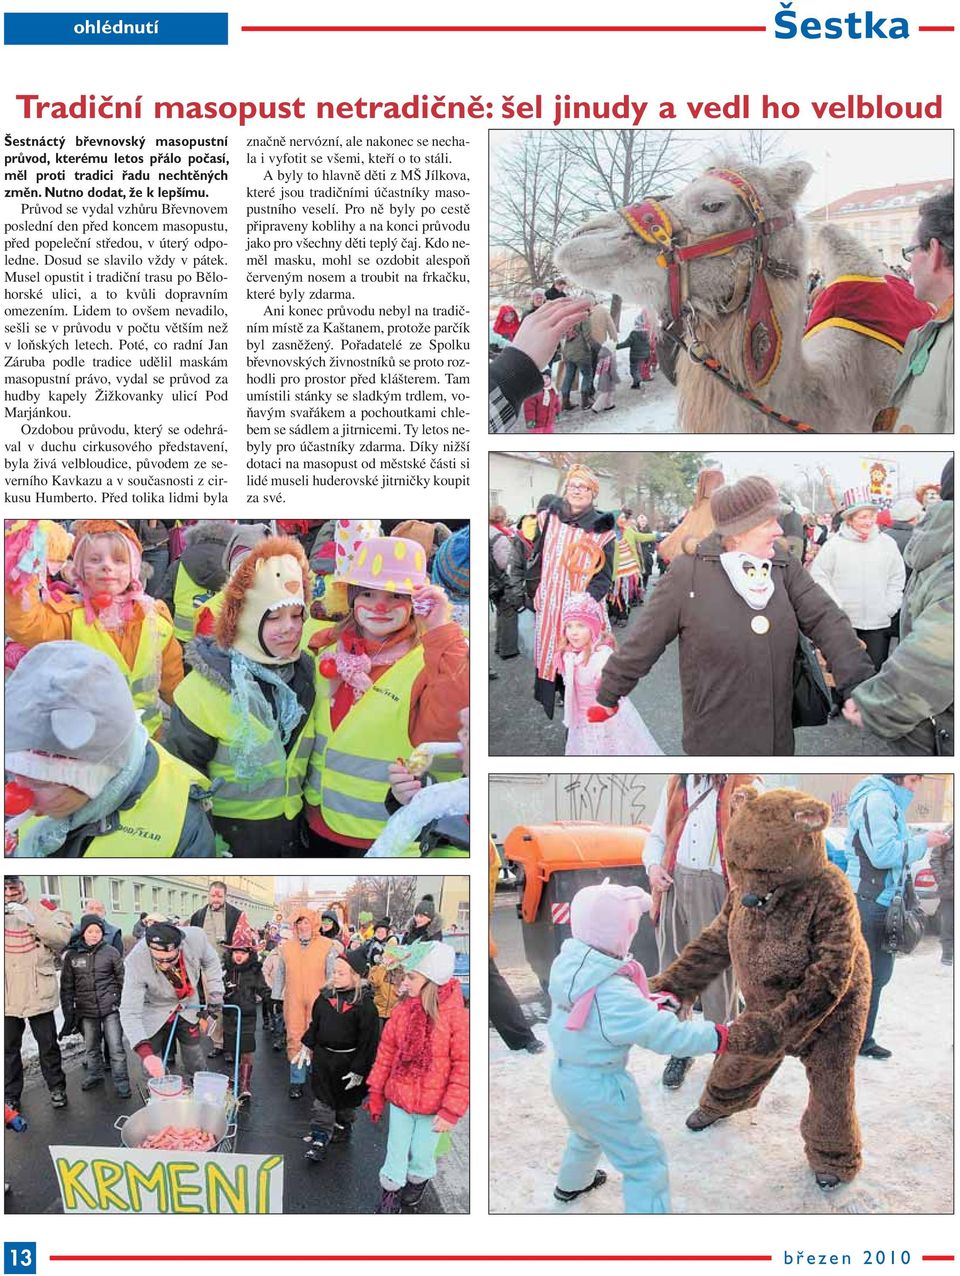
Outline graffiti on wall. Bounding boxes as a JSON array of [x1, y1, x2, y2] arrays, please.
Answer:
[[558, 775, 651, 826]]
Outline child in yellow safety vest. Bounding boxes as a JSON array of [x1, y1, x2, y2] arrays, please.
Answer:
[[304, 534, 469, 857], [4, 641, 214, 858], [4, 519, 183, 739], [165, 535, 317, 858]]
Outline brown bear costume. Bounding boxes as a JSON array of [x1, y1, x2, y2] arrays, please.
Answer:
[[649, 786, 872, 1185]]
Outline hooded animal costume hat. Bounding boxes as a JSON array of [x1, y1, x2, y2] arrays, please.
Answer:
[[570, 878, 652, 960], [70, 519, 152, 630], [210, 536, 312, 774], [6, 642, 143, 800], [215, 535, 310, 667]]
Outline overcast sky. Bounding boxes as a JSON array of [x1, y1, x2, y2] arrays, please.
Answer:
[[491, 129, 952, 212]]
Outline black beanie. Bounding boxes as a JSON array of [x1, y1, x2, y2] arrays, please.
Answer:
[[940, 457, 953, 502], [341, 946, 370, 978], [79, 914, 106, 940], [145, 921, 182, 951], [374, 917, 391, 932], [414, 894, 436, 920]]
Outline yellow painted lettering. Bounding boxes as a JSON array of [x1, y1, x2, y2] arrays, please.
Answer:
[[205, 1162, 248, 1213], [56, 1158, 97, 1211], [167, 1161, 203, 1213], [92, 1159, 129, 1211], [125, 1160, 169, 1212], [256, 1155, 283, 1213]]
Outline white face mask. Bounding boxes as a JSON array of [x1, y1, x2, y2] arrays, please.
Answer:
[[720, 552, 775, 610]]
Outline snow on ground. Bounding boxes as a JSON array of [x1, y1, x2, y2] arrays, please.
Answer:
[[490, 935, 953, 1215], [504, 306, 681, 435]]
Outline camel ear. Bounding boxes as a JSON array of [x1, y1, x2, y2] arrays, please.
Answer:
[[731, 785, 759, 816], [793, 800, 829, 831], [766, 161, 813, 208]]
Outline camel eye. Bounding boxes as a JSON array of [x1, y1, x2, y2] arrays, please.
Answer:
[[701, 200, 725, 214]]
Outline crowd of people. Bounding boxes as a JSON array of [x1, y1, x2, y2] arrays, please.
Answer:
[[488, 189, 953, 435], [491, 773, 952, 1214], [4, 518, 470, 858], [4, 877, 469, 1213], [489, 458, 953, 757]]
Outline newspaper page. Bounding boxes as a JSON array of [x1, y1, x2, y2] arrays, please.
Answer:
[[1, 0, 956, 1267]]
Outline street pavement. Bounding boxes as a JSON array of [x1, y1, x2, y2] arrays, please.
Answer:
[[4, 1015, 468, 1214], [489, 579, 900, 757]]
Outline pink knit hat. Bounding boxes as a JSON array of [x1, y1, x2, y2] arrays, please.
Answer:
[[561, 591, 605, 640], [570, 878, 652, 959]]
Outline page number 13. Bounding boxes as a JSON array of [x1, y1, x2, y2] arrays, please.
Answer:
[[4, 1245, 36, 1275]]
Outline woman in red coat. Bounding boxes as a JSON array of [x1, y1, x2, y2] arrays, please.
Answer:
[[365, 941, 469, 1213]]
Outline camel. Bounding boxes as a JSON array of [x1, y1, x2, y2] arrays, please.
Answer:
[[555, 160, 919, 434]]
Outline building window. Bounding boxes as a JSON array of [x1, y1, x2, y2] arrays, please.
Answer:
[[490, 488, 502, 507], [110, 880, 123, 912], [133, 883, 142, 912], [181, 891, 190, 913], [79, 875, 95, 908], [456, 901, 470, 930], [152, 886, 162, 912], [168, 890, 177, 913], [39, 875, 61, 907]]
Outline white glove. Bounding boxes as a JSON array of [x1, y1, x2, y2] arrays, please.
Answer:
[[293, 1046, 312, 1069], [341, 1071, 364, 1090]]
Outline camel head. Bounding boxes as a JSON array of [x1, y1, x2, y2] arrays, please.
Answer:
[[556, 160, 814, 319]]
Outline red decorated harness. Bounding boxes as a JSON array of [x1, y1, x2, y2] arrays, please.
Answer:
[[620, 167, 797, 391]]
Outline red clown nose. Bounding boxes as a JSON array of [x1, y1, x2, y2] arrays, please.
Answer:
[[5, 782, 34, 817]]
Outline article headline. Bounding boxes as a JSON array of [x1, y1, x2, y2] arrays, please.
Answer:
[[12, 90, 943, 128]]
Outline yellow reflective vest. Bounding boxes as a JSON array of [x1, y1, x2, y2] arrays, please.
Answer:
[[17, 743, 209, 858], [173, 563, 218, 642], [305, 647, 461, 843], [70, 608, 172, 737], [173, 668, 315, 823]]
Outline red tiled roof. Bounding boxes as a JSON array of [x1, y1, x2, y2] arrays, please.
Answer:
[[806, 178, 952, 220]]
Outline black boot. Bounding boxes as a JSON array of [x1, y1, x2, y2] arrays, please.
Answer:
[[330, 1122, 352, 1144], [858, 1042, 892, 1060], [304, 1128, 331, 1163], [816, 1173, 841, 1191], [662, 1056, 693, 1089], [288, 1083, 304, 1100], [80, 1074, 104, 1092], [554, 1169, 607, 1202], [400, 1180, 430, 1212]]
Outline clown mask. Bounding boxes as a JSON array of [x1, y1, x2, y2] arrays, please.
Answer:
[[720, 552, 775, 610]]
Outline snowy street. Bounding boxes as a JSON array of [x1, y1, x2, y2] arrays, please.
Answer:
[[489, 890, 954, 1215]]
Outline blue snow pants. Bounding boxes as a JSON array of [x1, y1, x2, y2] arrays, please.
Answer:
[[551, 1059, 670, 1213]]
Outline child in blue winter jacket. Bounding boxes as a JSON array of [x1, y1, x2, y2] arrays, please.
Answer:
[[548, 879, 729, 1214]]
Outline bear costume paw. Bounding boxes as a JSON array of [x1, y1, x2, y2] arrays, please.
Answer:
[[726, 1010, 783, 1056]]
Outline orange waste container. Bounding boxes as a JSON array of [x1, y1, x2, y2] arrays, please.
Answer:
[[503, 821, 657, 994]]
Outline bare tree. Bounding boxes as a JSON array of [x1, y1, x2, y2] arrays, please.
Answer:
[[344, 877, 419, 929], [555, 130, 699, 324], [490, 132, 579, 297], [736, 130, 791, 166]]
